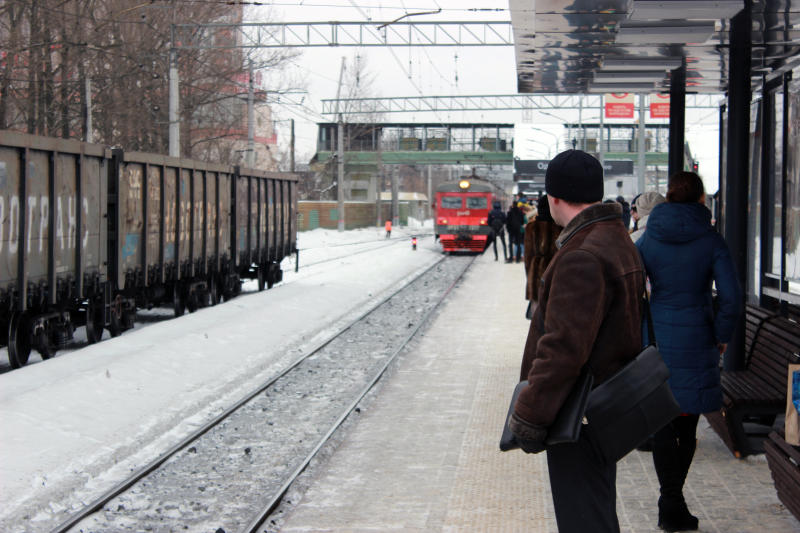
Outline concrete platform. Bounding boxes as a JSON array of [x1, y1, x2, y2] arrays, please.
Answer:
[[277, 252, 800, 533]]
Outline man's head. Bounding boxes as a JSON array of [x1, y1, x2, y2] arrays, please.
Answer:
[[544, 150, 604, 226]]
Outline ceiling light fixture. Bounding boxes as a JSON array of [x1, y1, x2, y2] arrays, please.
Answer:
[[629, 0, 743, 21], [616, 22, 715, 44], [593, 70, 669, 82], [601, 56, 684, 70]]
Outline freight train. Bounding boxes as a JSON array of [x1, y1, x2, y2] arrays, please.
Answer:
[[434, 177, 495, 253], [0, 131, 297, 368]]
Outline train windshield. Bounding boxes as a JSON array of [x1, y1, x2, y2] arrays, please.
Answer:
[[440, 196, 462, 209], [465, 197, 488, 209]]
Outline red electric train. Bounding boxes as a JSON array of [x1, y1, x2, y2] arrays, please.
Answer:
[[434, 177, 495, 253]]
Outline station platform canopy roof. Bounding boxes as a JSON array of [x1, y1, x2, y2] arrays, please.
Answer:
[[509, 0, 800, 94]]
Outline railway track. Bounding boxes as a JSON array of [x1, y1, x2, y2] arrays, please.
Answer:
[[50, 254, 474, 533]]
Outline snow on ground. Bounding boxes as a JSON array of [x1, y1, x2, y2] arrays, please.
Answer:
[[0, 222, 439, 528]]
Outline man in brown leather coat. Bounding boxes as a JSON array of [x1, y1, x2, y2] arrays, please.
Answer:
[[508, 150, 644, 533]]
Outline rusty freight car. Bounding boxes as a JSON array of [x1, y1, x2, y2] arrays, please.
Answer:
[[0, 132, 298, 368]]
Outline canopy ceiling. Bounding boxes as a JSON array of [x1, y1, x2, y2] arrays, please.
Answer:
[[510, 0, 800, 93]]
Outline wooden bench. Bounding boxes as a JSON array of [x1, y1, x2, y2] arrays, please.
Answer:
[[705, 305, 800, 457], [765, 431, 800, 521]]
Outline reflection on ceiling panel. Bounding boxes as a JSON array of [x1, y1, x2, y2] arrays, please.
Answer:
[[510, 0, 800, 93]]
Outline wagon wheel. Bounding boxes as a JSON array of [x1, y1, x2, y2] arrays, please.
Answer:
[[35, 327, 55, 360], [186, 290, 198, 313], [85, 301, 105, 344], [7, 313, 32, 369], [233, 276, 242, 296], [257, 266, 266, 292], [173, 284, 185, 317], [208, 277, 219, 306], [108, 295, 124, 337]]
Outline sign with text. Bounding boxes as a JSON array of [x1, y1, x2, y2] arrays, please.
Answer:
[[605, 93, 635, 119], [514, 159, 550, 178], [603, 160, 635, 176], [650, 94, 670, 119]]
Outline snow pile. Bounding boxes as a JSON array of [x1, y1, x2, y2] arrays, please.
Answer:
[[0, 225, 442, 529]]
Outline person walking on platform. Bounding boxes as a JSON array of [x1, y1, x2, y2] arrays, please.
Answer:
[[629, 191, 665, 243], [384, 219, 392, 239], [636, 171, 742, 532], [508, 149, 645, 533], [506, 202, 525, 263], [488, 200, 508, 261], [523, 194, 561, 304]]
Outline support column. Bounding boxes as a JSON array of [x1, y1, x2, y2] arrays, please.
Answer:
[[599, 98, 605, 165], [723, 2, 751, 370], [668, 60, 686, 177], [638, 94, 647, 193]]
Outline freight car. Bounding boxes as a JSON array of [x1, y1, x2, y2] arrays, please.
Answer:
[[0, 131, 297, 368], [434, 177, 494, 253]]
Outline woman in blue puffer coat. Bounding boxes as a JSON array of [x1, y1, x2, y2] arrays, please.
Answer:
[[636, 171, 742, 532]]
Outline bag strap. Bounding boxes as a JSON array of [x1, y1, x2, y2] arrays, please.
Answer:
[[639, 260, 657, 346]]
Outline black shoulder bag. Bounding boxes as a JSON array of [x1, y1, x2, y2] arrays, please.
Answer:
[[500, 271, 680, 462]]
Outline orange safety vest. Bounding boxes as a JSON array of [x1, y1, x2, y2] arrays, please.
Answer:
[[385, 220, 392, 231]]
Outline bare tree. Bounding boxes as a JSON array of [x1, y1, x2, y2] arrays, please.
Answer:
[[0, 0, 299, 165]]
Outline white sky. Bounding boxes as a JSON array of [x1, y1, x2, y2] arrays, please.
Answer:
[[246, 1, 723, 193]]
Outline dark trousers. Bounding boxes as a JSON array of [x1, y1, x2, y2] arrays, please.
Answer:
[[492, 230, 507, 260], [652, 414, 699, 506], [547, 432, 620, 533], [508, 230, 523, 260]]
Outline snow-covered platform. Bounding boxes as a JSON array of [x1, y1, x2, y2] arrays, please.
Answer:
[[277, 251, 800, 533]]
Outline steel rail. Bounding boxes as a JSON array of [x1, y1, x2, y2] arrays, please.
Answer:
[[242, 255, 476, 533], [50, 254, 450, 533]]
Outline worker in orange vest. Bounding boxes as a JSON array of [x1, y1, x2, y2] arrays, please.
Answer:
[[385, 219, 392, 239]]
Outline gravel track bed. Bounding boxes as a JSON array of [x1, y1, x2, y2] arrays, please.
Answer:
[[70, 255, 473, 533]]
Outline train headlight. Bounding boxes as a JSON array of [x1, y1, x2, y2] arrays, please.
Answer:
[[458, 179, 470, 189], [438, 218, 447, 225], [480, 218, 487, 225]]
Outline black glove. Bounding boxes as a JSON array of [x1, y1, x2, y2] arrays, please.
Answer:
[[508, 412, 547, 454]]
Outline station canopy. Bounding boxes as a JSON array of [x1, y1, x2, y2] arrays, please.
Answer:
[[509, 0, 800, 94]]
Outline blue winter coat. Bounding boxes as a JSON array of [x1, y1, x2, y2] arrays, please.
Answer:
[[636, 202, 742, 414]]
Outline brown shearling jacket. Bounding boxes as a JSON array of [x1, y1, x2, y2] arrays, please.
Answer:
[[514, 202, 645, 428]]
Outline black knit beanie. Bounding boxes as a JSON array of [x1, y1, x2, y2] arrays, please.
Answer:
[[544, 150, 604, 203]]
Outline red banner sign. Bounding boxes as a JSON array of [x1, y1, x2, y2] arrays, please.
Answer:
[[605, 93, 634, 119], [650, 94, 670, 119]]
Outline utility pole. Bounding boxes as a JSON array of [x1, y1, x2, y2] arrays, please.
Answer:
[[290, 118, 295, 172], [427, 166, 432, 220], [168, 49, 179, 157], [246, 59, 255, 168], [391, 165, 399, 229], [335, 57, 346, 232], [376, 133, 383, 227], [84, 78, 92, 143]]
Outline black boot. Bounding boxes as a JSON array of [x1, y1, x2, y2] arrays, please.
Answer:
[[658, 497, 698, 532], [653, 423, 698, 532]]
